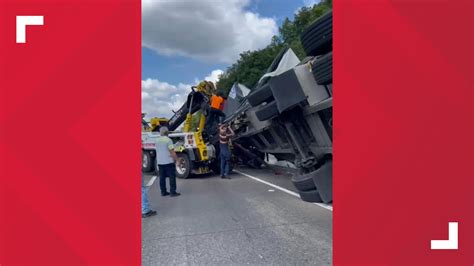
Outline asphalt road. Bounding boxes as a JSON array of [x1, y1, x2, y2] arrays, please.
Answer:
[[142, 166, 332, 265]]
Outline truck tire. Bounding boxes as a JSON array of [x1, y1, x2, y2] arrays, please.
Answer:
[[255, 101, 279, 121], [299, 189, 323, 203], [142, 150, 153, 172], [312, 159, 333, 203], [301, 10, 332, 56], [312, 52, 332, 85], [247, 84, 273, 107], [291, 172, 316, 191], [176, 153, 192, 179]]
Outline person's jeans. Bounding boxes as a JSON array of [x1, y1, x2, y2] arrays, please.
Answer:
[[220, 144, 231, 176], [158, 163, 177, 194], [142, 174, 151, 214]]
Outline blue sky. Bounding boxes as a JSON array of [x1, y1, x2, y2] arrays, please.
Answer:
[[142, 0, 320, 118], [142, 48, 227, 85]]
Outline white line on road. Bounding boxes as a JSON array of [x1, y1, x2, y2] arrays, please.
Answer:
[[235, 170, 333, 211], [146, 176, 157, 187]]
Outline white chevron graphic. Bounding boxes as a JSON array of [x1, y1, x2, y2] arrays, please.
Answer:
[[431, 222, 458, 250], [16, 16, 44, 43]]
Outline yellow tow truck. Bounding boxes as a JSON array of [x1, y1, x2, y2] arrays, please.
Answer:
[[141, 81, 223, 178]]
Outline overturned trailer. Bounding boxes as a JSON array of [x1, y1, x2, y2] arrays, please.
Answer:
[[226, 11, 333, 203]]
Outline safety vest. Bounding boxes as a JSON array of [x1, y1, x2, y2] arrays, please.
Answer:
[[211, 95, 224, 110]]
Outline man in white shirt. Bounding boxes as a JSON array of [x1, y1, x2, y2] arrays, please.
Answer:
[[155, 126, 181, 197]]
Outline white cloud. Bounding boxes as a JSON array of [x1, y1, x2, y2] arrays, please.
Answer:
[[142, 0, 278, 63], [197, 69, 223, 84], [204, 69, 224, 83], [142, 69, 223, 119], [142, 79, 190, 119]]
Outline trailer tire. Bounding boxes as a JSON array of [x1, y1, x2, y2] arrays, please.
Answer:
[[299, 189, 323, 203], [255, 101, 279, 121], [247, 84, 273, 107], [312, 52, 332, 85], [142, 150, 153, 172], [301, 10, 332, 56], [176, 153, 192, 179], [291, 172, 316, 191], [312, 159, 333, 203]]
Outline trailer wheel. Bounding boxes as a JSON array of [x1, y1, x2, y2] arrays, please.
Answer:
[[312, 159, 332, 203], [247, 84, 273, 107], [142, 150, 153, 172], [255, 101, 279, 121], [312, 52, 332, 85], [176, 153, 192, 179], [291, 172, 317, 192], [301, 10, 332, 56], [299, 189, 323, 203]]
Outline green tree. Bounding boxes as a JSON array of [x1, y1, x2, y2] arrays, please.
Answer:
[[217, 43, 283, 96]]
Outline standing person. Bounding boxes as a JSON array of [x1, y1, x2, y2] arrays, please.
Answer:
[[142, 174, 156, 218], [219, 123, 235, 179], [155, 126, 181, 197], [210, 92, 226, 122], [206, 92, 226, 134]]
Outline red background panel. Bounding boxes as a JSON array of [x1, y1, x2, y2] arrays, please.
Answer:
[[0, 0, 141, 264], [334, 0, 473, 265]]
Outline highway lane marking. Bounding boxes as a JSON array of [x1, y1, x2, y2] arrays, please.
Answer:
[[235, 170, 333, 211], [146, 176, 157, 187]]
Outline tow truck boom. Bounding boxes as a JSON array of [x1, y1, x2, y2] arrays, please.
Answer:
[[167, 87, 209, 131]]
